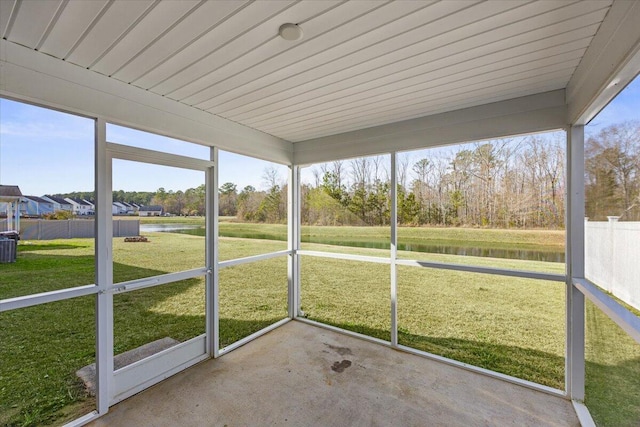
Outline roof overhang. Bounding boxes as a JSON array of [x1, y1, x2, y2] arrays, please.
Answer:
[[1, 0, 639, 166]]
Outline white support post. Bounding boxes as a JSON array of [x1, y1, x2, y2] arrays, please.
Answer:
[[566, 125, 586, 401], [15, 202, 20, 233], [95, 118, 114, 413], [288, 165, 301, 318], [390, 153, 398, 347], [210, 148, 220, 358]]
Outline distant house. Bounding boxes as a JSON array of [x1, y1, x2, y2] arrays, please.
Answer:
[[83, 199, 95, 215], [42, 195, 73, 212], [138, 205, 163, 217], [65, 198, 93, 216], [22, 196, 55, 217], [113, 202, 128, 215], [121, 202, 137, 214]]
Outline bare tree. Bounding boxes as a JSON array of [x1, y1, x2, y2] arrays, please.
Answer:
[[262, 166, 281, 190], [397, 153, 411, 190], [371, 155, 384, 182], [350, 157, 370, 189], [331, 160, 345, 187], [311, 167, 322, 188]]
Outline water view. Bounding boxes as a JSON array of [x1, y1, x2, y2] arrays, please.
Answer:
[[141, 224, 565, 263]]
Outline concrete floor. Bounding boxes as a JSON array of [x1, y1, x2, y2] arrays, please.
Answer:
[[90, 321, 579, 427]]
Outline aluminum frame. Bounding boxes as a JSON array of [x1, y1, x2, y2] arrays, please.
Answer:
[[106, 136, 212, 404], [574, 278, 640, 344], [0, 284, 97, 312], [566, 125, 586, 401], [208, 147, 219, 357], [293, 149, 572, 399], [288, 165, 301, 318], [390, 152, 398, 347], [95, 117, 113, 414]]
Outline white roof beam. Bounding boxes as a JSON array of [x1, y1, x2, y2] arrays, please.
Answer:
[[567, 0, 640, 125], [293, 89, 566, 165], [0, 40, 292, 164]]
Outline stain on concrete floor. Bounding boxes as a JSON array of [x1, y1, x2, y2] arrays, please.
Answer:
[[331, 359, 352, 373]]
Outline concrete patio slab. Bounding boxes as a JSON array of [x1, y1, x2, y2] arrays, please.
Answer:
[[89, 321, 579, 426]]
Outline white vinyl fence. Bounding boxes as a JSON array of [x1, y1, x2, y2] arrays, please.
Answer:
[[585, 217, 640, 311], [0, 219, 139, 240]]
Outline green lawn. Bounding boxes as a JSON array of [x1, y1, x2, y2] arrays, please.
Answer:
[[0, 228, 637, 426], [585, 301, 640, 426]]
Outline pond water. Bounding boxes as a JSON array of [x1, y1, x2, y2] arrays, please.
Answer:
[[141, 224, 565, 263], [140, 224, 202, 233]]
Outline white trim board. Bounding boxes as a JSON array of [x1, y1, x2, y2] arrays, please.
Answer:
[[293, 90, 567, 165], [567, 0, 640, 125], [0, 40, 292, 164]]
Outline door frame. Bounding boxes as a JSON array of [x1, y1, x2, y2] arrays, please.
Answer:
[[104, 141, 215, 404]]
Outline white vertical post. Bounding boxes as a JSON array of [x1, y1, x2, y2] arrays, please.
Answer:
[[288, 165, 301, 318], [390, 153, 398, 347], [15, 202, 20, 233], [8, 203, 13, 231], [95, 117, 113, 412], [566, 125, 585, 401], [210, 147, 220, 358]]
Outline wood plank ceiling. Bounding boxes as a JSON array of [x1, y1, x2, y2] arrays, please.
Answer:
[[1, 0, 612, 142]]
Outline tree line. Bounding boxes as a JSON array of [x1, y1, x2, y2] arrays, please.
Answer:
[[585, 121, 640, 221], [56, 121, 638, 225], [300, 134, 567, 228]]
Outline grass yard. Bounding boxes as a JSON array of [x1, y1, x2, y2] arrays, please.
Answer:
[[0, 234, 289, 426], [585, 301, 640, 427], [299, 259, 565, 389], [0, 227, 637, 426]]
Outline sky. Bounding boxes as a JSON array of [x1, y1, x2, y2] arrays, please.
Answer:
[[0, 75, 638, 197]]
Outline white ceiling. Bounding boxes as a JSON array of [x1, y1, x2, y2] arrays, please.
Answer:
[[0, 0, 613, 143]]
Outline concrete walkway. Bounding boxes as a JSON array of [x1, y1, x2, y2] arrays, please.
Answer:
[[90, 321, 579, 426]]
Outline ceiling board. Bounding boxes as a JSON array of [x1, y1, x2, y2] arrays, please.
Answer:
[[134, 0, 297, 91], [65, 0, 155, 66], [6, 0, 62, 48], [258, 46, 589, 134], [278, 68, 576, 141], [1, 0, 617, 144], [195, 0, 464, 112], [92, 0, 201, 76], [110, 1, 249, 83], [158, 0, 346, 98], [225, 3, 607, 125], [180, 0, 431, 106], [37, 0, 109, 59]]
